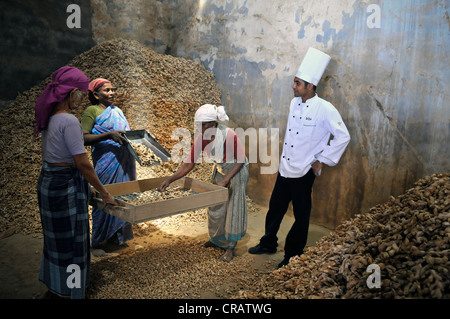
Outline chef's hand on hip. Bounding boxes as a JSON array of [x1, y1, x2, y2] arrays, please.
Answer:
[[312, 161, 323, 177]]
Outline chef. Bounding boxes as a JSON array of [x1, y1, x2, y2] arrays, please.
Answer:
[[248, 47, 351, 268]]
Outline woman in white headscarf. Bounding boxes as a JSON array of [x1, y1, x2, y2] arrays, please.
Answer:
[[158, 104, 249, 262]]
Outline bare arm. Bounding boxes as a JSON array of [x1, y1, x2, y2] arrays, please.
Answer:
[[157, 162, 195, 192], [73, 153, 116, 207], [83, 131, 127, 146], [215, 162, 244, 187]]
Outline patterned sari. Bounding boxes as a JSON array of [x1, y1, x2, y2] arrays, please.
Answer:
[[90, 105, 136, 247]]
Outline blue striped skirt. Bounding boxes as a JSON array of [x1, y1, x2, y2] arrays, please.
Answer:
[[37, 162, 91, 299]]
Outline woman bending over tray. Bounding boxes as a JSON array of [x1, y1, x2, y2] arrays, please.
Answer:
[[158, 104, 249, 262], [35, 66, 116, 298], [81, 78, 136, 251]]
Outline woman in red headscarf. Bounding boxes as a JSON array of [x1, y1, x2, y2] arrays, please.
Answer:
[[35, 66, 116, 299], [81, 78, 136, 252]]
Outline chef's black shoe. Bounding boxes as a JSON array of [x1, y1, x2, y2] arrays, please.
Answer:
[[277, 257, 290, 268], [248, 244, 276, 254]]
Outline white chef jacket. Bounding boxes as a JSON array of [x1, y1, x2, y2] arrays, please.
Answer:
[[279, 94, 350, 178]]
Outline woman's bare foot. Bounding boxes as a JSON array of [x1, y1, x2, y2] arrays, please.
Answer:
[[91, 248, 107, 257], [219, 249, 234, 262]]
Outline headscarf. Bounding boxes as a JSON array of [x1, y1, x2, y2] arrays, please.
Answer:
[[34, 66, 89, 137], [88, 78, 111, 105], [194, 104, 229, 122]]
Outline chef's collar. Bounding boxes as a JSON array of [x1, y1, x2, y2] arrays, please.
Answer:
[[299, 93, 318, 105]]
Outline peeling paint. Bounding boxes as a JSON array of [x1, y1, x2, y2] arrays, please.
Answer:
[[168, 0, 448, 227], [87, 0, 449, 228], [297, 16, 312, 39], [180, 0, 355, 84], [316, 20, 337, 48]]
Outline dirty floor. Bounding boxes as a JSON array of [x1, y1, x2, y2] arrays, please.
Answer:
[[0, 205, 330, 299]]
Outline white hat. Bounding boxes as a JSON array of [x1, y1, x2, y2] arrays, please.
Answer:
[[295, 47, 331, 86], [194, 104, 229, 122]]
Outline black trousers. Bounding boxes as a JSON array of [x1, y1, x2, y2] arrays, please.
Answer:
[[259, 169, 316, 259]]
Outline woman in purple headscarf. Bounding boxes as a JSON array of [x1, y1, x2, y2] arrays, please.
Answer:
[[35, 66, 116, 299], [81, 78, 136, 251]]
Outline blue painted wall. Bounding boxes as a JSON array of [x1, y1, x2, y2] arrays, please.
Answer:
[[169, 0, 449, 227]]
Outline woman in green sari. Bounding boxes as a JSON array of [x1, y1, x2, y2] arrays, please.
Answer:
[[81, 78, 136, 251]]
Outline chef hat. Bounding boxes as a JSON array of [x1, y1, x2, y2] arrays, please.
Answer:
[[295, 47, 331, 86]]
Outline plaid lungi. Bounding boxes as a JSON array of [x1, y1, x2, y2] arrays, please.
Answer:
[[37, 162, 91, 299]]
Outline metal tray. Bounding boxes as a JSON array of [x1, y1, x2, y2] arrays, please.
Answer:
[[119, 132, 142, 165], [124, 129, 171, 165]]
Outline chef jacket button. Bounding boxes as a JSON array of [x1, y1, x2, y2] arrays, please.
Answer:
[[291, 145, 293, 147], [293, 116, 295, 118], [282, 156, 285, 158], [285, 143, 287, 145], [288, 158, 290, 161], [296, 132, 299, 134], [289, 129, 291, 131]]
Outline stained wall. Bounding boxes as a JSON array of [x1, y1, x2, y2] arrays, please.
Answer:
[[2, 0, 448, 228], [168, 0, 449, 228]]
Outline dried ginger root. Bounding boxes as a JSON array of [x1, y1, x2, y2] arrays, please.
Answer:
[[238, 173, 450, 299], [116, 185, 196, 205], [129, 141, 163, 166]]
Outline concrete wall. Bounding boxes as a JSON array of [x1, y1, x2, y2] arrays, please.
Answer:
[[168, 0, 449, 228], [0, 0, 95, 100], [90, 0, 174, 54], [2, 0, 448, 228]]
